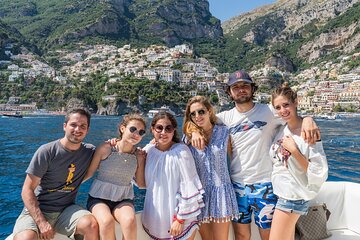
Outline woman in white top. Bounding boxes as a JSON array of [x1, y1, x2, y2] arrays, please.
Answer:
[[84, 113, 147, 240], [142, 111, 204, 240], [269, 83, 328, 240]]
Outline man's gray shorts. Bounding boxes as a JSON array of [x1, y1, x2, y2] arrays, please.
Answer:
[[13, 204, 92, 239]]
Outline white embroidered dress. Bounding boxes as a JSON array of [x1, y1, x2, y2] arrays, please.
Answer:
[[142, 143, 204, 240]]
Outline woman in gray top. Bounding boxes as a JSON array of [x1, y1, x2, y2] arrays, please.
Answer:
[[84, 113, 147, 240]]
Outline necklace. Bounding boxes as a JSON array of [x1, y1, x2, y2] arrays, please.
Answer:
[[115, 143, 135, 154]]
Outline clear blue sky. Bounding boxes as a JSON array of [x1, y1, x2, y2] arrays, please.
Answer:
[[208, 0, 277, 22]]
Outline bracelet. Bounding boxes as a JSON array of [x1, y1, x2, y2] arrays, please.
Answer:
[[173, 215, 185, 224]]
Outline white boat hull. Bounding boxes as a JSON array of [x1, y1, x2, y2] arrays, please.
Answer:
[[6, 181, 360, 239]]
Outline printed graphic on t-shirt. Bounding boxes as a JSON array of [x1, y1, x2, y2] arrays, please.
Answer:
[[66, 163, 75, 184], [272, 140, 291, 167], [48, 163, 76, 193], [229, 120, 267, 135]]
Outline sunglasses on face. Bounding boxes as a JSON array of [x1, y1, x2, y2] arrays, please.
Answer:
[[154, 124, 175, 133], [129, 126, 146, 136], [189, 109, 207, 119]]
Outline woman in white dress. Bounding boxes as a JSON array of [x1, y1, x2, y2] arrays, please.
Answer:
[[269, 83, 328, 240], [142, 111, 205, 240]]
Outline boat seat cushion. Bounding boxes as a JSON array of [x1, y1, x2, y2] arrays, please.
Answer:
[[329, 229, 360, 240], [310, 182, 360, 235]]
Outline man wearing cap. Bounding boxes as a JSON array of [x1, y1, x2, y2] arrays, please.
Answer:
[[189, 70, 320, 240]]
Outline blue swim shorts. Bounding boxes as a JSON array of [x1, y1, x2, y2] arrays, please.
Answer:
[[232, 181, 278, 229], [276, 197, 309, 215]]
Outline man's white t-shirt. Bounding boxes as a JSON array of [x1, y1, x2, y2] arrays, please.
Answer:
[[217, 103, 282, 185]]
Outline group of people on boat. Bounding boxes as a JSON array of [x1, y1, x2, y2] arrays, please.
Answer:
[[11, 70, 328, 240]]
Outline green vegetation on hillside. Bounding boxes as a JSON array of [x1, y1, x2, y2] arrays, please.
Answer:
[[0, 74, 64, 107], [0, 0, 111, 51], [0, 0, 222, 53], [1, 0, 359, 113], [1, 0, 359, 73], [0, 20, 38, 59], [0, 71, 198, 111], [320, 2, 360, 34]]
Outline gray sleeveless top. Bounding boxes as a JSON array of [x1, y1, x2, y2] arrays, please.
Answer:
[[89, 148, 137, 201]]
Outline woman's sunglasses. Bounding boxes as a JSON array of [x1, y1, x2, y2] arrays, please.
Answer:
[[129, 126, 146, 136], [189, 109, 207, 119], [154, 124, 175, 133]]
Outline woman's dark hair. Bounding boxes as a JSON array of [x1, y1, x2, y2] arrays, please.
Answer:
[[271, 82, 297, 105], [151, 111, 180, 143]]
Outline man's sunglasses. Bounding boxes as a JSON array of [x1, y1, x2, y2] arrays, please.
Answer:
[[189, 109, 207, 119], [129, 126, 146, 136], [154, 124, 175, 133]]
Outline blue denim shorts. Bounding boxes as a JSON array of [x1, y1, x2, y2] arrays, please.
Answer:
[[276, 198, 309, 215]]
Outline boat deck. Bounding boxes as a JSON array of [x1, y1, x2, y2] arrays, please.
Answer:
[[6, 181, 360, 239]]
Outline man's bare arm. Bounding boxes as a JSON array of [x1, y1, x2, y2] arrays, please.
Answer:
[[301, 117, 321, 144], [184, 121, 206, 150], [22, 174, 55, 239]]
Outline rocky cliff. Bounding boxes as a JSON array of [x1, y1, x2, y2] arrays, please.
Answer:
[[128, 0, 222, 46], [96, 100, 184, 116], [298, 22, 359, 62], [221, 0, 360, 71], [0, 0, 222, 50], [223, 0, 358, 35]]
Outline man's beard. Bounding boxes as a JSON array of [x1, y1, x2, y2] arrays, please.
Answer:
[[66, 134, 83, 144], [233, 95, 253, 104]]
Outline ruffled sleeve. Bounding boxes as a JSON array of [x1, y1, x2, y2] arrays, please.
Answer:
[[174, 144, 205, 220], [307, 141, 328, 188]]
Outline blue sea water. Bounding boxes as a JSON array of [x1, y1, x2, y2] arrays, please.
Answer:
[[0, 115, 359, 238]]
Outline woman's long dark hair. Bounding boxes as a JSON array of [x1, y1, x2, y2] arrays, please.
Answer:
[[151, 111, 180, 143]]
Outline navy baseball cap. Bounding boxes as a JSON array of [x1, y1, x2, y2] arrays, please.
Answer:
[[227, 70, 254, 86]]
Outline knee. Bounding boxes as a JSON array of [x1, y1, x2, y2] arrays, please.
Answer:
[[121, 214, 136, 229], [77, 214, 99, 234], [14, 230, 37, 240], [235, 233, 251, 240], [98, 215, 115, 230], [234, 228, 251, 240]]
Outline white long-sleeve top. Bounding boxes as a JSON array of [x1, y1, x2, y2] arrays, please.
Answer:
[[270, 125, 328, 201], [142, 143, 204, 240]]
